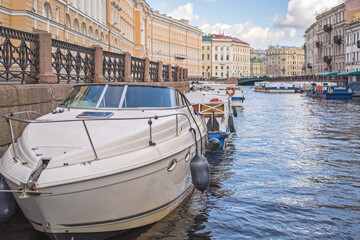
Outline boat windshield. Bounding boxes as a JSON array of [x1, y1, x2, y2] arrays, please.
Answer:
[[62, 85, 183, 109]]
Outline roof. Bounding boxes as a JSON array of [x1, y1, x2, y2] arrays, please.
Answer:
[[211, 34, 249, 45]]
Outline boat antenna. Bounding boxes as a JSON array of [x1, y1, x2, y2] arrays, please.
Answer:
[[179, 91, 203, 153]]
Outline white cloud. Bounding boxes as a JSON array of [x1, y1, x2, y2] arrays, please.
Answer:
[[168, 3, 199, 21], [200, 21, 289, 48], [275, 0, 343, 29]]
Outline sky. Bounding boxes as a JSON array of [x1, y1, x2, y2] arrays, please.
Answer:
[[145, 0, 344, 50]]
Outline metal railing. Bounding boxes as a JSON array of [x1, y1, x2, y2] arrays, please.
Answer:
[[0, 26, 39, 83], [3, 111, 194, 164], [131, 56, 145, 82], [149, 61, 159, 82], [103, 51, 125, 82], [172, 66, 177, 82], [163, 64, 169, 82], [51, 39, 95, 83]]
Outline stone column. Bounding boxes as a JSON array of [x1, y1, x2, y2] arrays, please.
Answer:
[[168, 64, 173, 82], [124, 52, 132, 82], [158, 61, 164, 82], [92, 45, 106, 83], [144, 57, 150, 82], [34, 30, 57, 84]]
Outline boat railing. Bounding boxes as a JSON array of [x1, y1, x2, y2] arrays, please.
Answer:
[[3, 110, 195, 164]]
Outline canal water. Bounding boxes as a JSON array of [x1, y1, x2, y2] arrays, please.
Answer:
[[1, 86, 360, 239]]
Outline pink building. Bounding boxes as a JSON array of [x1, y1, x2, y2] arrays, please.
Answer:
[[316, 0, 360, 73]]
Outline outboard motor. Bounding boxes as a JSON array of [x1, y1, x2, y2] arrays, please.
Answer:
[[207, 138, 221, 152], [0, 174, 16, 224], [190, 152, 210, 193]]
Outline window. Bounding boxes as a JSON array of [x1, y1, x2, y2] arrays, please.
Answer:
[[207, 54, 210, 60], [66, 14, 71, 28], [88, 26, 93, 37], [56, 7, 59, 22], [95, 29, 99, 40], [81, 23, 86, 35], [73, 19, 79, 31], [215, 54, 218, 60], [33, 0, 37, 12], [42, 2, 51, 20]]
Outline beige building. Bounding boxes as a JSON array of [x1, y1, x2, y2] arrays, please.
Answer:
[[201, 34, 250, 79], [0, 0, 202, 77], [266, 46, 305, 77], [304, 23, 318, 75], [250, 57, 264, 77]]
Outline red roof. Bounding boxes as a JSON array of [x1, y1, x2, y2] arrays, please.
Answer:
[[212, 34, 249, 45]]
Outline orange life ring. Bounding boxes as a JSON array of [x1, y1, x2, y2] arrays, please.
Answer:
[[210, 98, 222, 102], [226, 86, 235, 96]]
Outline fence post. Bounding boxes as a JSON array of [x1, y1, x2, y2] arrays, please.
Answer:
[[124, 52, 132, 82], [158, 61, 164, 82], [34, 30, 57, 84], [144, 57, 150, 82], [92, 45, 106, 83], [168, 64, 173, 82]]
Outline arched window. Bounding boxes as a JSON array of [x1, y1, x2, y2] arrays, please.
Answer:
[[88, 26, 93, 37], [42, 2, 52, 20], [105, 34, 108, 43], [100, 32, 104, 42], [95, 29, 99, 40], [115, 38, 117, 47], [66, 14, 71, 28], [73, 19, 79, 31], [81, 23, 86, 35]]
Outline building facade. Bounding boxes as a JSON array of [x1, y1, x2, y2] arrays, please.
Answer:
[[345, 21, 360, 73], [266, 46, 305, 77], [315, 2, 346, 73], [0, 0, 202, 77], [201, 34, 250, 79], [304, 23, 318, 75]]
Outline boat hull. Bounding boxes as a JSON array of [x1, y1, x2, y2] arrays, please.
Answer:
[[3, 147, 195, 238], [254, 88, 296, 93]]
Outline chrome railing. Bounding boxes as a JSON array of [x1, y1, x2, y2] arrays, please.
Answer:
[[3, 110, 196, 164]]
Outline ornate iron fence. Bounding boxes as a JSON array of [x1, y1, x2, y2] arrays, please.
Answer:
[[172, 66, 177, 82], [149, 61, 158, 82], [103, 51, 125, 82], [0, 26, 39, 83], [51, 39, 94, 83], [131, 56, 145, 82], [163, 64, 169, 82]]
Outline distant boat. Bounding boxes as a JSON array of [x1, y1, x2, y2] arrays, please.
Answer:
[[190, 83, 245, 108], [186, 91, 235, 151], [304, 83, 353, 99], [254, 82, 296, 93]]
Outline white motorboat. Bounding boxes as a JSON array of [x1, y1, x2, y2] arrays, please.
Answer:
[[185, 91, 234, 150], [254, 82, 296, 93], [190, 83, 245, 108], [0, 84, 209, 240]]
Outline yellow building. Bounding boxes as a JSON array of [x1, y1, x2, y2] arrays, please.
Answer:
[[201, 34, 250, 79], [266, 46, 305, 77], [0, 0, 202, 77]]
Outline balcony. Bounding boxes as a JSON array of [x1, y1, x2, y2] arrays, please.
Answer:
[[307, 63, 312, 69], [334, 35, 342, 45], [316, 41, 323, 48], [323, 24, 332, 33], [324, 56, 332, 64]]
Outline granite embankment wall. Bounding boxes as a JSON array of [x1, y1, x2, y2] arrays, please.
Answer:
[[0, 82, 189, 158]]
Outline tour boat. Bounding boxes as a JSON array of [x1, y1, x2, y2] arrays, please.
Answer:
[[254, 82, 296, 93], [190, 83, 245, 108], [305, 83, 354, 99], [185, 91, 235, 150], [0, 84, 209, 240]]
